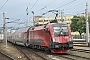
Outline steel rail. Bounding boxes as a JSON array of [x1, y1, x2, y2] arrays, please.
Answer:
[[15, 45, 32, 60], [0, 50, 15, 60]]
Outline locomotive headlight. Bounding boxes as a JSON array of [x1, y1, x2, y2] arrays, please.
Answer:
[[52, 38, 56, 42]]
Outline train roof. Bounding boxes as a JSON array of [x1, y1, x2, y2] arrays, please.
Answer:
[[51, 22, 67, 25], [18, 27, 29, 33], [12, 27, 30, 35], [34, 25, 45, 30], [30, 25, 45, 31]]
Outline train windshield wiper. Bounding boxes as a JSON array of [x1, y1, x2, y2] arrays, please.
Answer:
[[54, 32, 69, 36], [54, 32, 60, 36]]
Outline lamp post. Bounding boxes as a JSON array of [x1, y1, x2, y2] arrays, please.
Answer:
[[31, 11, 34, 26], [2, 12, 8, 48], [85, 2, 90, 46]]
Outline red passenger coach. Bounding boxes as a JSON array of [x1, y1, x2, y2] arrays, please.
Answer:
[[8, 28, 29, 46], [29, 22, 73, 53]]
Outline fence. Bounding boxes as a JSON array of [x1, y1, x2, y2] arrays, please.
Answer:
[[72, 35, 86, 39]]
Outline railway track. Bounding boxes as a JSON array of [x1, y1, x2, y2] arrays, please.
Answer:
[[5, 42, 89, 60], [0, 50, 14, 60], [15, 45, 50, 60], [59, 53, 90, 60], [34, 48, 90, 60], [27, 48, 50, 60], [15, 45, 90, 60], [71, 48, 90, 53], [73, 40, 88, 47], [46, 48, 90, 60], [15, 45, 33, 60], [48, 53, 90, 60]]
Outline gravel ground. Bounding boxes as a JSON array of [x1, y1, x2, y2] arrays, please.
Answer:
[[0, 42, 27, 60]]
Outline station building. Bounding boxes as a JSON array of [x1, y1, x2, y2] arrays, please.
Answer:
[[37, 15, 73, 26]]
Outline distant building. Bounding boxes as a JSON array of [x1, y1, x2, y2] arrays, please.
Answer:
[[38, 17, 55, 25], [38, 15, 73, 26], [34, 16, 42, 25]]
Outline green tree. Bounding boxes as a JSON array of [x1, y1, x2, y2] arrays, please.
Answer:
[[77, 16, 86, 35], [88, 16, 90, 32], [70, 16, 86, 36]]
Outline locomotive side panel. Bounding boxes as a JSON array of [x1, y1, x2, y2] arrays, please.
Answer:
[[29, 27, 51, 47]]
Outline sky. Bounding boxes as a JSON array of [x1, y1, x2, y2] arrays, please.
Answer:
[[0, 0, 90, 28]]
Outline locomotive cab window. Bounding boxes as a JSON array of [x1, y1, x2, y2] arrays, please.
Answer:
[[53, 24, 69, 36], [44, 28, 50, 34]]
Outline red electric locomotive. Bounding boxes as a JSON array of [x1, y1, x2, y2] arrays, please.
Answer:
[[7, 21, 73, 54], [28, 22, 73, 53]]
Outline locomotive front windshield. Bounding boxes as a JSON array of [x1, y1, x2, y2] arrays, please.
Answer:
[[53, 24, 69, 36]]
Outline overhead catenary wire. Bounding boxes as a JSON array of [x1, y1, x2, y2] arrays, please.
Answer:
[[16, 0, 57, 25], [64, 2, 86, 15], [65, 1, 86, 11], [7, 19, 20, 23], [66, 9, 85, 16], [17, 0, 39, 28], [55, 0, 88, 16], [56, 0, 76, 9], [30, 0, 38, 11], [15, 0, 38, 26], [43, 0, 87, 16], [27, 0, 31, 8], [26, 0, 31, 15], [41, 0, 57, 10], [13, 0, 32, 28], [35, 0, 57, 15], [0, 0, 8, 11], [20, 0, 38, 21], [38, 0, 76, 17], [18, 0, 31, 21], [75, 10, 85, 14]]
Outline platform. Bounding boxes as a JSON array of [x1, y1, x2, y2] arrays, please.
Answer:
[[73, 46, 90, 50]]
